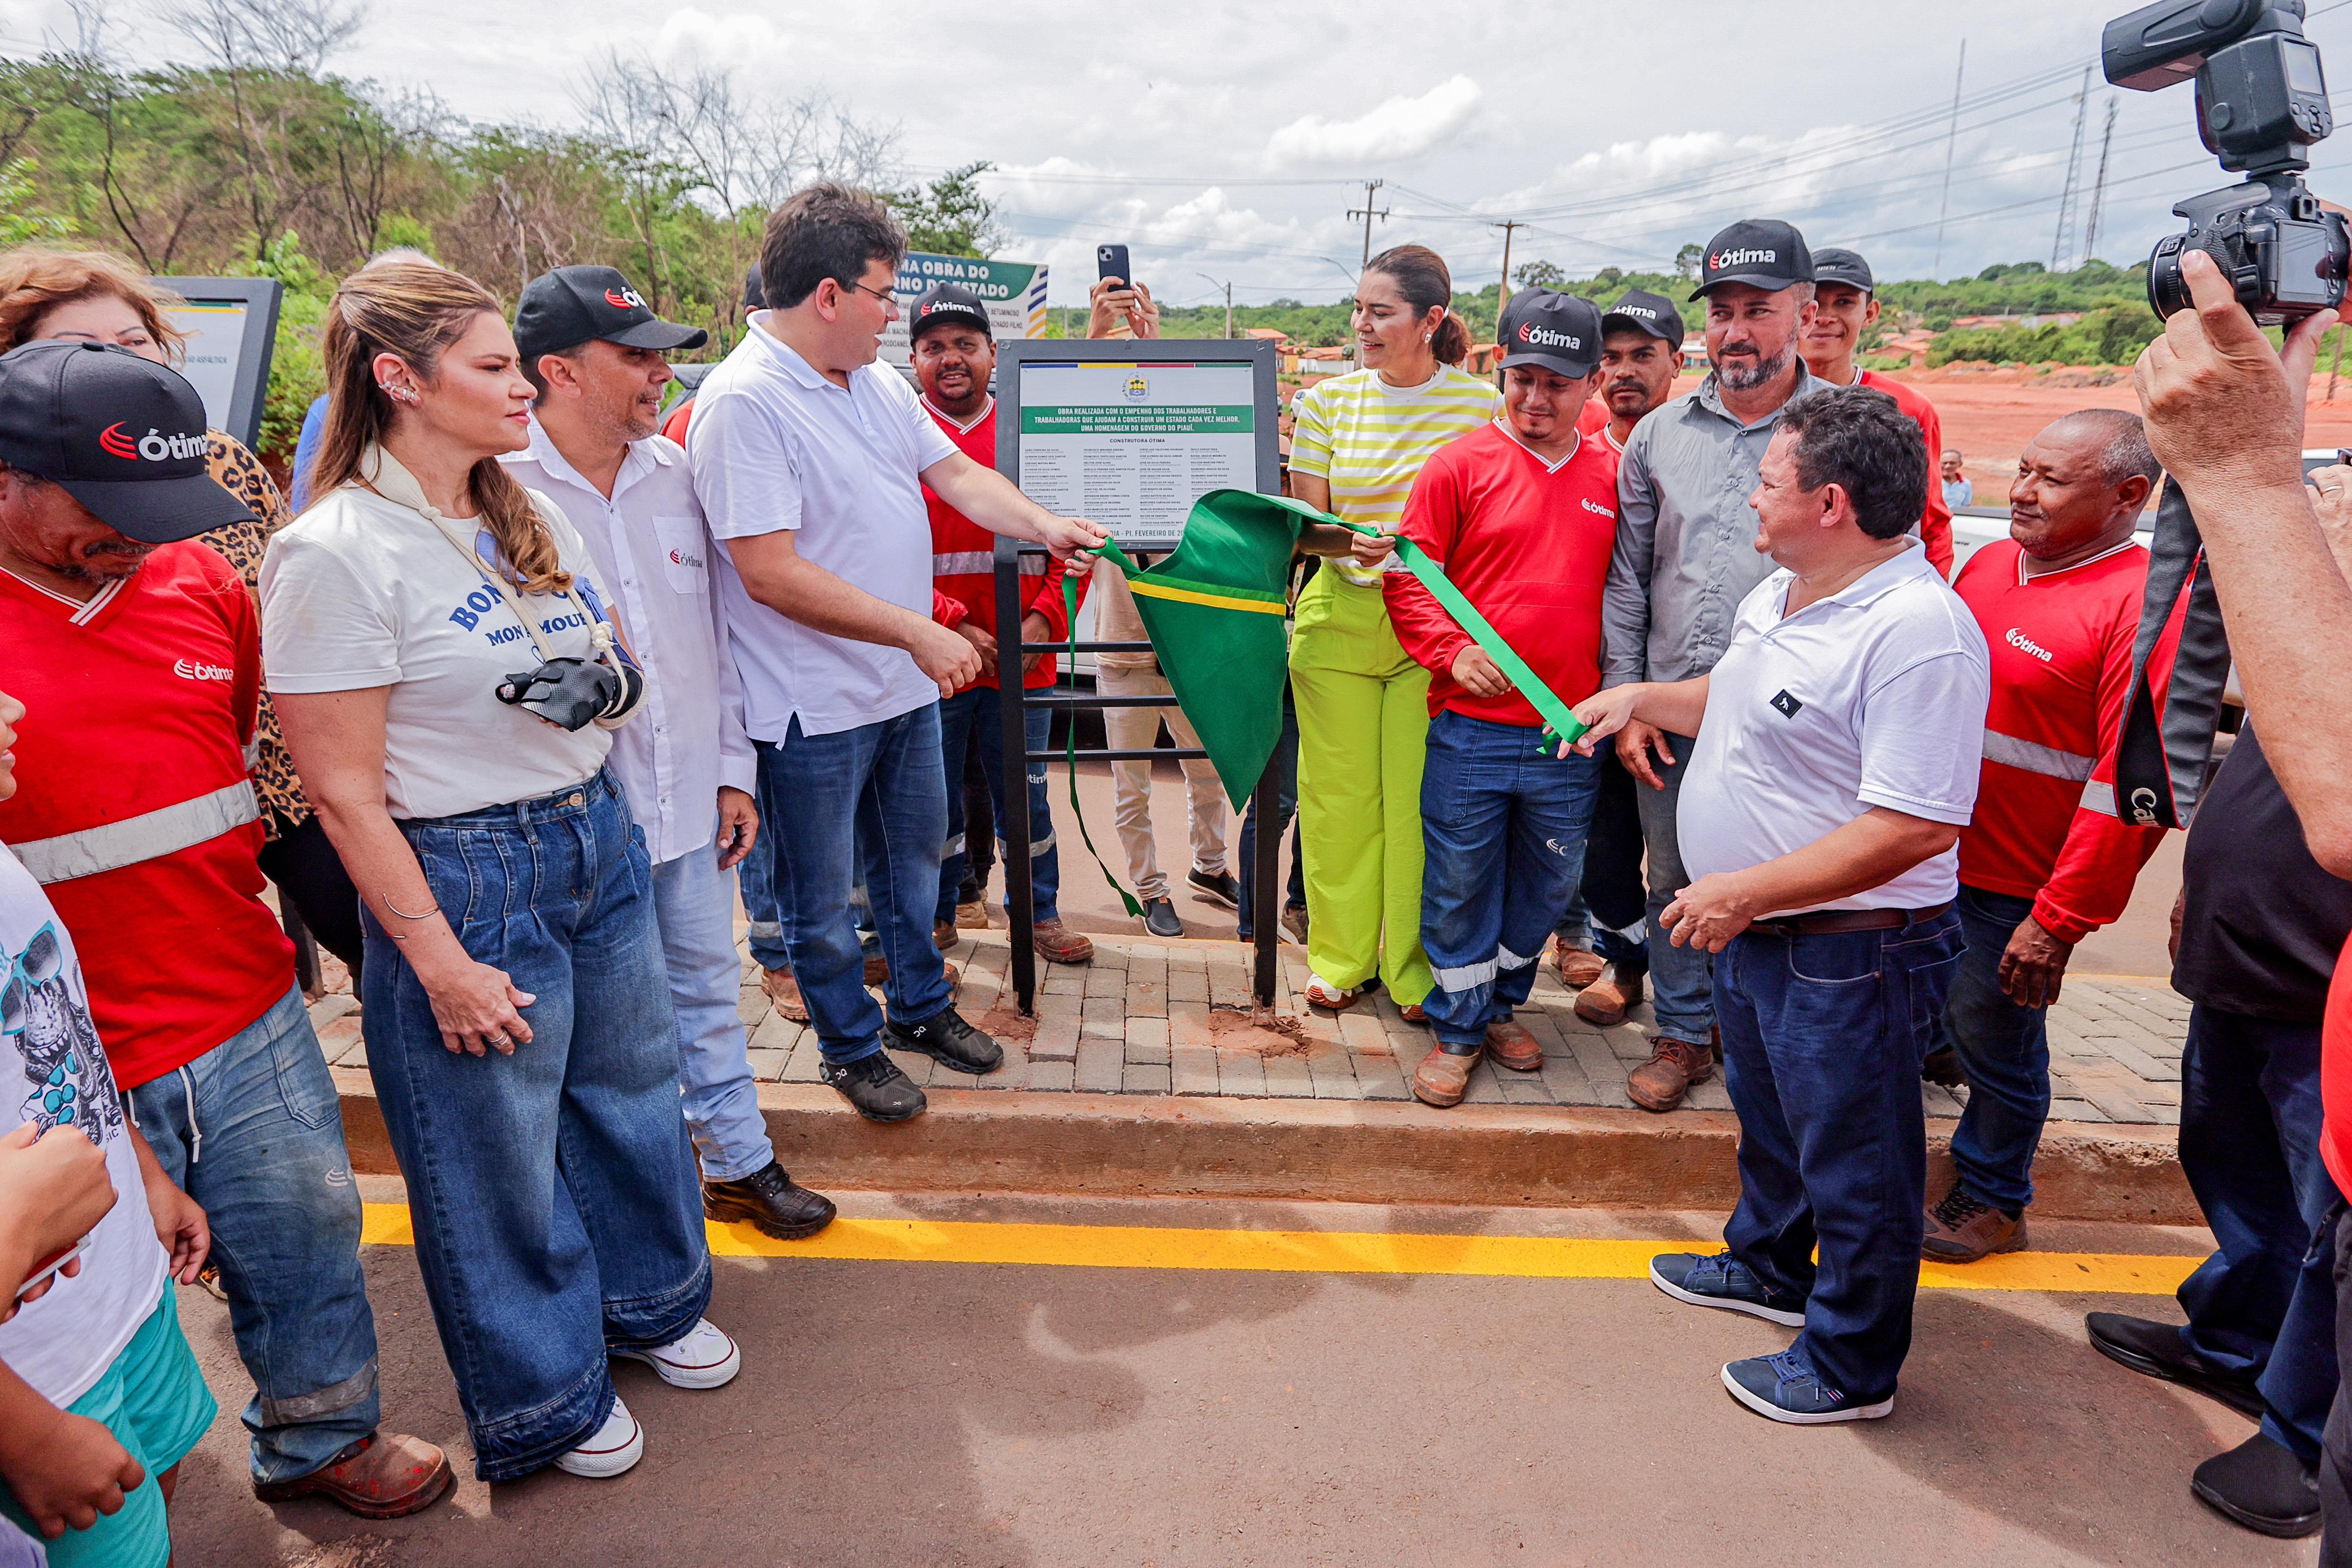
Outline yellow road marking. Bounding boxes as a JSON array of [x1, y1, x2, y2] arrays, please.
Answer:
[[360, 1205, 2193, 1296]]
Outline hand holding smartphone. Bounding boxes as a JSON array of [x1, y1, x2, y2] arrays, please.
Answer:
[[1096, 244, 1133, 287]]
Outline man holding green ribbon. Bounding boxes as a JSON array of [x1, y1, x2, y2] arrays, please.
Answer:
[[1384, 292, 1620, 1107]]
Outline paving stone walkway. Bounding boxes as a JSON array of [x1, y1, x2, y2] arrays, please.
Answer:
[[309, 924, 2191, 1127]]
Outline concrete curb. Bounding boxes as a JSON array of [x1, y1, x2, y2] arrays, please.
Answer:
[[331, 1071, 2194, 1224]]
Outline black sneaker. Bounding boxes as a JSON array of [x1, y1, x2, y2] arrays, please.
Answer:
[[1650, 1250, 1807, 1327], [820, 1052, 927, 1122], [2085, 1312, 2265, 1419], [703, 1161, 837, 1240], [1141, 896, 1184, 938], [2192, 1432, 2322, 1537], [884, 1008, 1003, 1075], [1186, 867, 1241, 910]]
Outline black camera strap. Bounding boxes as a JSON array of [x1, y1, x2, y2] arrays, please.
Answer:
[[2112, 475, 2232, 829]]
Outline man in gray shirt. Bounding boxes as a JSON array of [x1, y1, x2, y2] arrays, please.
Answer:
[[1601, 218, 1826, 1112]]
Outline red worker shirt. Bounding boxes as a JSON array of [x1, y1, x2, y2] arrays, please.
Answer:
[[1385, 421, 1619, 726], [2324, 933, 2352, 1198], [1857, 370, 1954, 578], [921, 397, 1079, 691], [0, 545, 293, 1089], [1951, 537, 2168, 945]]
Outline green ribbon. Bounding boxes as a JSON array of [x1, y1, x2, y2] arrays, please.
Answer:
[[1325, 521, 1591, 752]]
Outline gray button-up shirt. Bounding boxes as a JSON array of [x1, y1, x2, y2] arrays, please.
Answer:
[[1601, 365, 1827, 687]]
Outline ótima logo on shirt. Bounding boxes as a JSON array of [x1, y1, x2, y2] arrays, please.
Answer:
[[173, 659, 232, 682], [669, 545, 705, 570]]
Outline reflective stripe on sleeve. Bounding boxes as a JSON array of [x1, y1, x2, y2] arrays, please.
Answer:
[[2079, 779, 2117, 818], [1982, 730, 2096, 782], [933, 552, 1047, 577], [7, 779, 261, 885]]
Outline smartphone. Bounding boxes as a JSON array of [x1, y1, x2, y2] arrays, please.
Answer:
[[1097, 244, 1133, 287], [14, 1238, 83, 1301]]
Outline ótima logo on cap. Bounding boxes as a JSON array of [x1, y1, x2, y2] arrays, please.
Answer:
[[1710, 247, 1778, 270], [98, 422, 205, 462], [1517, 322, 1583, 349], [604, 287, 648, 311]]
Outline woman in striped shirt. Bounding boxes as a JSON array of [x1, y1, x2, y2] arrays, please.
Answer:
[[1289, 245, 1500, 1013]]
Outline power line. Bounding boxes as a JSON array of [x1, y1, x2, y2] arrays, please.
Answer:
[[1346, 179, 1389, 269]]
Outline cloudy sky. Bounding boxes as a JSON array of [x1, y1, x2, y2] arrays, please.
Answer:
[[6, 0, 2350, 307]]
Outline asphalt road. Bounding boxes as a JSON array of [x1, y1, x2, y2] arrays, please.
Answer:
[[161, 1185, 2306, 1568]]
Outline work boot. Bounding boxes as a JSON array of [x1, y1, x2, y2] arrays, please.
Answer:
[[956, 896, 989, 930], [1626, 1037, 1715, 1112], [703, 1161, 836, 1241], [1281, 904, 1309, 945], [1034, 917, 1095, 964], [934, 920, 958, 951], [254, 1432, 454, 1519], [820, 1051, 927, 1122], [2192, 1432, 2322, 1537], [1921, 1046, 1966, 1088], [2084, 1312, 2265, 1419], [1412, 1045, 1480, 1107], [761, 967, 808, 1023], [1552, 938, 1605, 989], [1573, 963, 1644, 1027], [1486, 1019, 1543, 1072], [1921, 1183, 2027, 1263]]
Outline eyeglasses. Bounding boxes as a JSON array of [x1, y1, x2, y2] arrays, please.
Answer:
[[836, 277, 899, 313]]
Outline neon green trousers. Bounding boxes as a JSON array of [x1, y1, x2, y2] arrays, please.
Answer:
[[1289, 570, 1434, 1005]]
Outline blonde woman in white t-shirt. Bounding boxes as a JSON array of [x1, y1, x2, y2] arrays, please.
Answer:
[[263, 265, 730, 1486]]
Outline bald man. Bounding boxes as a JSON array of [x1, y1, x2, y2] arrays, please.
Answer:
[[1929, 408, 2169, 1263]]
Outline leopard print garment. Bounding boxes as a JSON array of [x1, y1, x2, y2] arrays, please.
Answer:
[[198, 432, 309, 833]]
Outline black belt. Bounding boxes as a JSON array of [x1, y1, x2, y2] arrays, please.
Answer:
[[1748, 901, 1955, 939]]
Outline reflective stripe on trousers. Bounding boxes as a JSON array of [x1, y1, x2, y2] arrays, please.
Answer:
[[7, 778, 260, 884], [1982, 730, 2095, 782], [933, 552, 1048, 577]]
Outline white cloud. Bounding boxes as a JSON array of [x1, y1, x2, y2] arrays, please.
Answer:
[[650, 6, 792, 66], [1263, 75, 1483, 169]]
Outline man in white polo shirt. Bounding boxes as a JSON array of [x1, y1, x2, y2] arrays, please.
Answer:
[[503, 264, 837, 1241], [689, 184, 1103, 1123], [1572, 384, 1989, 1424]]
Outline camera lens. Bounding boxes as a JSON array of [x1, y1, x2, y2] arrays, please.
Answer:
[[2147, 235, 2193, 317]]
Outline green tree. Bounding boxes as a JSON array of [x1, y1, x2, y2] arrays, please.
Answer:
[[1512, 258, 1565, 289], [0, 157, 68, 244], [890, 161, 1001, 258], [1674, 242, 1704, 280]]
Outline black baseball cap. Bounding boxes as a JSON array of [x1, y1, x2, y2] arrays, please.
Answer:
[[1691, 219, 1814, 298], [514, 265, 708, 365], [742, 266, 764, 312], [910, 284, 992, 345], [0, 341, 253, 544], [1497, 289, 1603, 378], [1601, 289, 1686, 350], [1809, 246, 1874, 293]]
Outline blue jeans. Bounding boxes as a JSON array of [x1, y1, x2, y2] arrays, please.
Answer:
[[1718, 911, 1964, 1402], [364, 770, 712, 1482], [758, 709, 953, 1065], [125, 985, 378, 1484], [1931, 885, 2050, 1215], [650, 834, 773, 1185], [1634, 730, 1712, 1042], [740, 761, 790, 974], [936, 685, 1060, 924], [1419, 711, 1602, 1051], [2176, 1006, 2337, 1462], [1238, 681, 1307, 942], [1555, 748, 1649, 973]]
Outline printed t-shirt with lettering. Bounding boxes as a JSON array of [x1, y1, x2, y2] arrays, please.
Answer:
[[261, 468, 622, 820], [1289, 366, 1500, 587]]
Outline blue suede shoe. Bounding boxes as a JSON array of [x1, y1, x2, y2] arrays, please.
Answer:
[[1649, 1251, 1806, 1327], [1722, 1351, 1893, 1424]]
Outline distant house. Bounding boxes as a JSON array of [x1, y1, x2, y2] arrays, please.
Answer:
[[1292, 344, 1356, 381], [1951, 312, 2082, 331], [1243, 327, 1291, 345]]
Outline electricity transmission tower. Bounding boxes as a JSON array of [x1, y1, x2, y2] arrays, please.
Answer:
[[2051, 66, 2092, 271], [2081, 98, 2120, 266]]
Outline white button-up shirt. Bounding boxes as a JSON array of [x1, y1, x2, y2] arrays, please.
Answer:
[[1677, 543, 1991, 915], [502, 421, 754, 864], [688, 314, 957, 739]]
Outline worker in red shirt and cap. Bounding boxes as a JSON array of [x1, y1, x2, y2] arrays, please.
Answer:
[[1800, 248, 1955, 578], [909, 283, 1093, 966], [1926, 408, 2171, 1263]]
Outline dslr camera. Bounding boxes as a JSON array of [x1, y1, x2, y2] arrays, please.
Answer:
[[2103, 0, 2349, 322]]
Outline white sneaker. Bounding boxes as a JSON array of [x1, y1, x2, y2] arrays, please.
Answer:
[[553, 1395, 643, 1478], [613, 1318, 741, 1390]]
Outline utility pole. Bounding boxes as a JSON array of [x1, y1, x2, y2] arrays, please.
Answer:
[[1493, 218, 1525, 317], [1196, 272, 1234, 338], [1934, 38, 1966, 278], [2081, 97, 2119, 265], [1347, 178, 1389, 270], [2051, 65, 2092, 272]]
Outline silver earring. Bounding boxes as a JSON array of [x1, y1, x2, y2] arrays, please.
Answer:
[[1423, 333, 1433, 343]]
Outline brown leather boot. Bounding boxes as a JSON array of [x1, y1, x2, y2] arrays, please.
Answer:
[[1552, 938, 1606, 989], [1626, 1037, 1715, 1112], [760, 967, 808, 1023], [1034, 918, 1095, 964], [1573, 963, 1644, 1027], [254, 1432, 453, 1519], [934, 920, 958, 951], [1412, 1045, 1480, 1107], [1486, 1019, 1543, 1072]]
